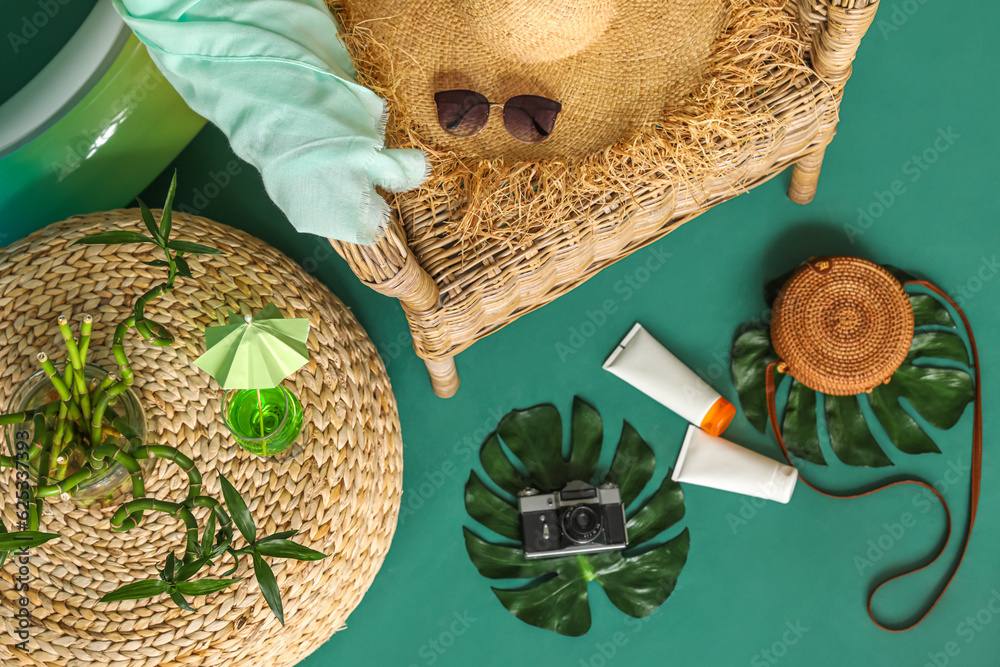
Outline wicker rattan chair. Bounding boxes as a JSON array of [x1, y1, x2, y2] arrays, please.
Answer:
[[329, 0, 881, 398]]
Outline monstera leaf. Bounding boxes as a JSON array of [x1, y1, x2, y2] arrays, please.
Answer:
[[730, 275, 974, 467], [464, 397, 689, 636]]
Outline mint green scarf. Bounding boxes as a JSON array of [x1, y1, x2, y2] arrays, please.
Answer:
[[112, 0, 428, 245]]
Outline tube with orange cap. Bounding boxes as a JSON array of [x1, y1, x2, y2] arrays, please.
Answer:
[[602, 323, 735, 436]]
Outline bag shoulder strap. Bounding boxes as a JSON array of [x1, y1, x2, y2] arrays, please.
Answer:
[[764, 280, 982, 632]]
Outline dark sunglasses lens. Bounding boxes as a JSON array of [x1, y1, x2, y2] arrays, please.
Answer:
[[434, 90, 490, 137], [503, 95, 562, 143]]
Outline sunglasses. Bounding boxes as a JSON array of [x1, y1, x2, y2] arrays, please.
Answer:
[[434, 90, 562, 144]]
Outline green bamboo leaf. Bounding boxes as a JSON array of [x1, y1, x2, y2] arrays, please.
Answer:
[[495, 404, 564, 491], [210, 530, 233, 560], [568, 397, 602, 482], [167, 240, 222, 255], [175, 578, 241, 597], [142, 259, 171, 268], [175, 557, 211, 582], [72, 231, 154, 246], [825, 395, 892, 467], [136, 197, 164, 244], [174, 255, 193, 279], [253, 553, 284, 625], [604, 422, 654, 507], [465, 399, 688, 636], [730, 329, 779, 433], [160, 171, 177, 239], [0, 521, 6, 569], [220, 552, 240, 577], [169, 590, 195, 611], [597, 529, 690, 618], [464, 472, 521, 541], [200, 512, 217, 559], [624, 472, 685, 547], [101, 579, 170, 602], [254, 539, 328, 561], [219, 474, 256, 544], [257, 530, 299, 544], [479, 433, 530, 496], [782, 381, 824, 465], [0, 531, 60, 551], [163, 552, 177, 581]]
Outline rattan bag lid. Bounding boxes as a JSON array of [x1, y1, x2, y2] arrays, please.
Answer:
[[770, 256, 914, 396]]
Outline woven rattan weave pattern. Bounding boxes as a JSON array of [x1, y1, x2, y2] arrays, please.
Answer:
[[771, 256, 914, 395], [0, 211, 402, 666], [327, 0, 883, 398]]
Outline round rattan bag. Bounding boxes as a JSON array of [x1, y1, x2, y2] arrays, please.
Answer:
[[770, 256, 915, 395]]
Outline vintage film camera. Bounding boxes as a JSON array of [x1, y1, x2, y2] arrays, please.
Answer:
[[518, 480, 628, 559]]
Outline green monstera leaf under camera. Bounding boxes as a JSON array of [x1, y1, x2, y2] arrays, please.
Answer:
[[730, 277, 974, 467], [464, 397, 689, 636]]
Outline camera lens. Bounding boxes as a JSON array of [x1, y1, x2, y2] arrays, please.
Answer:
[[562, 505, 602, 544]]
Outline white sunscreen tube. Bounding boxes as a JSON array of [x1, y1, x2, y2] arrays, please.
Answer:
[[672, 425, 798, 503], [603, 323, 735, 436]]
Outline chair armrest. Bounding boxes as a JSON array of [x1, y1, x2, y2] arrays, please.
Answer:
[[328, 214, 440, 313], [801, 0, 881, 89]]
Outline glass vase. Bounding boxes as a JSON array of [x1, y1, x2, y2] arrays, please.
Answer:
[[222, 385, 304, 458], [4, 363, 147, 504]]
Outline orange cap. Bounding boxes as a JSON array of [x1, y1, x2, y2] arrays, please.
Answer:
[[700, 397, 735, 436]]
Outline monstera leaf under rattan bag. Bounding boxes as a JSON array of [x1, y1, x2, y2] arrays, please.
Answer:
[[729, 255, 982, 633], [731, 256, 974, 467]]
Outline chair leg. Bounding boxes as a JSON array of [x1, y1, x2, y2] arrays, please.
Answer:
[[787, 148, 826, 205], [424, 357, 460, 398]]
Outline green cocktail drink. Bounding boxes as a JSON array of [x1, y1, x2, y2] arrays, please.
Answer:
[[223, 385, 303, 456]]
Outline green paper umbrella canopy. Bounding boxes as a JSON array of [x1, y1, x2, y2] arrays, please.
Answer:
[[194, 303, 309, 389]]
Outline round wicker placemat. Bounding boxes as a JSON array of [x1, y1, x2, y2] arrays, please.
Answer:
[[0, 210, 403, 666], [771, 256, 914, 396]]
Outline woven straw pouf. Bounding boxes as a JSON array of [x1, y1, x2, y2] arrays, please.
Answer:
[[771, 256, 914, 396], [0, 210, 402, 666]]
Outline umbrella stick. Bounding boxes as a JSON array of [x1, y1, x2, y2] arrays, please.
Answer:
[[257, 388, 265, 439]]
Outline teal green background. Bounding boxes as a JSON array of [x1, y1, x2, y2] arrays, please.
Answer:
[[5, 1, 1000, 665]]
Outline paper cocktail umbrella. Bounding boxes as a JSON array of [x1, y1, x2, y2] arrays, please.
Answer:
[[194, 303, 309, 453]]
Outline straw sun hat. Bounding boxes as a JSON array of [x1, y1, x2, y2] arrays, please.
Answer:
[[333, 0, 803, 240], [337, 0, 726, 162]]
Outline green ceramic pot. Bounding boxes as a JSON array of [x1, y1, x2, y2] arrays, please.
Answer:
[[0, 3, 205, 240]]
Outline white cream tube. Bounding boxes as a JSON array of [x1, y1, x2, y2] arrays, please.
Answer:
[[671, 425, 798, 503], [603, 323, 735, 436]]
